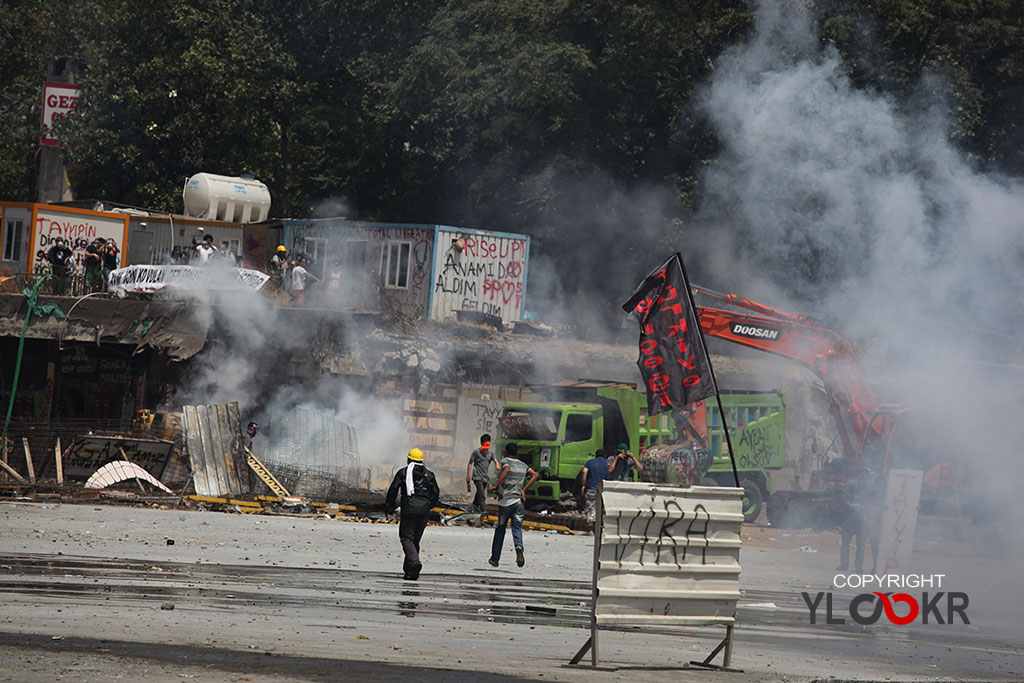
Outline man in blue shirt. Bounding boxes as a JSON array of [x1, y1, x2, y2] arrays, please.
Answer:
[[578, 449, 612, 528]]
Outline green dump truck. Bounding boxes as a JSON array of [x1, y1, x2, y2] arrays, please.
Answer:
[[494, 380, 786, 522]]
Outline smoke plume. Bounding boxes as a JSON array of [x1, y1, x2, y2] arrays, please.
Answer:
[[693, 0, 1024, 547]]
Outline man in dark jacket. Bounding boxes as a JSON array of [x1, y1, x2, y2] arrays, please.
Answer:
[[46, 237, 73, 295], [385, 447, 440, 581]]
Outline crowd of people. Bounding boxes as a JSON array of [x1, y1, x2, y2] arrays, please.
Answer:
[[43, 232, 332, 308], [45, 236, 120, 294]]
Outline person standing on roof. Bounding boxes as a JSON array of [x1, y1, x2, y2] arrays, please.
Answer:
[[193, 234, 217, 265], [288, 256, 319, 307], [385, 448, 440, 581], [101, 238, 120, 288], [46, 237, 73, 295], [487, 442, 538, 568], [84, 238, 103, 293], [466, 433, 498, 512]]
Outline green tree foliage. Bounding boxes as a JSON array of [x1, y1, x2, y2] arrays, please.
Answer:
[[0, 1, 59, 200], [817, 0, 1024, 172], [2, 0, 1022, 305], [381, 0, 750, 297]]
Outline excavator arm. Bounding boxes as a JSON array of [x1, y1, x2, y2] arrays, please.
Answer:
[[693, 287, 898, 467]]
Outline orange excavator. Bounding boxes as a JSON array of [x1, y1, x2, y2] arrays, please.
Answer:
[[690, 284, 913, 526]]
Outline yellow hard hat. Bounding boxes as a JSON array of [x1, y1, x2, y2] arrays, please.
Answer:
[[277, 245, 287, 252], [408, 448, 424, 462]]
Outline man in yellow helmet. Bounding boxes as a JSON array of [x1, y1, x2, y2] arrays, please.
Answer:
[[385, 447, 440, 580], [268, 245, 288, 291]]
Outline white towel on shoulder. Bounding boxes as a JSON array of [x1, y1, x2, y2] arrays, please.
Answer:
[[406, 462, 419, 495]]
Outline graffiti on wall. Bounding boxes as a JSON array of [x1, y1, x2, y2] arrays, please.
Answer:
[[433, 232, 528, 322], [31, 209, 127, 275]]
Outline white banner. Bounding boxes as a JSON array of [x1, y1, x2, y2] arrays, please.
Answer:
[[107, 264, 269, 294]]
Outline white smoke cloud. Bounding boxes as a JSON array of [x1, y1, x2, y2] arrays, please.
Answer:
[[698, 1, 1024, 343], [170, 264, 414, 482], [693, 0, 1024, 546]]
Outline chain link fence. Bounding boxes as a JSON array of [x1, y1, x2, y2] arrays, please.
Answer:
[[255, 407, 371, 503]]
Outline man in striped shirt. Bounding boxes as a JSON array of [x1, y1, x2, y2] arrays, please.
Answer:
[[487, 442, 538, 568]]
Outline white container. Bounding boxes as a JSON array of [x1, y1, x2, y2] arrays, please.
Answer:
[[182, 173, 271, 223]]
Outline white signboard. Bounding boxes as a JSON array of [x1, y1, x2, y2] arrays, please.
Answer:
[[41, 82, 82, 146], [874, 469, 923, 573], [570, 481, 743, 670], [30, 207, 128, 276], [107, 264, 269, 294], [431, 228, 529, 324]]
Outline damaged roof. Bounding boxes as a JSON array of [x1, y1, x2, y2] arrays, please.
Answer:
[[0, 294, 207, 360]]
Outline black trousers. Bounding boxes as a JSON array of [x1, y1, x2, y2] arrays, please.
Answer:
[[472, 479, 488, 512], [398, 514, 429, 576]]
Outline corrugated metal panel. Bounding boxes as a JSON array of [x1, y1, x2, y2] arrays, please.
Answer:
[[183, 402, 246, 497], [143, 219, 244, 265], [431, 227, 529, 324], [595, 481, 743, 627]]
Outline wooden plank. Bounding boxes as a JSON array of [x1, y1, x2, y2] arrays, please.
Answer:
[[184, 494, 262, 508], [227, 402, 247, 490], [183, 405, 211, 496], [0, 457, 27, 482], [215, 402, 243, 493], [197, 405, 226, 496], [22, 438, 36, 484], [54, 438, 63, 485]]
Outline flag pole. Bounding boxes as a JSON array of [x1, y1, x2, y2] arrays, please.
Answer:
[[675, 255, 740, 488]]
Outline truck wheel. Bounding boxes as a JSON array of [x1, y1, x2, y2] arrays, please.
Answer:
[[739, 479, 763, 523]]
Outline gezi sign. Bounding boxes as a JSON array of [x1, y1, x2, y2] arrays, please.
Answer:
[[803, 589, 969, 626]]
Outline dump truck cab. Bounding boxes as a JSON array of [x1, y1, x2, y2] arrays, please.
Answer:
[[494, 381, 640, 502]]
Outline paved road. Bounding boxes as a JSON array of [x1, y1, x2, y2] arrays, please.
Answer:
[[1, 501, 1021, 681]]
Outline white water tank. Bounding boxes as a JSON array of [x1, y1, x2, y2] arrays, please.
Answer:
[[182, 173, 271, 223]]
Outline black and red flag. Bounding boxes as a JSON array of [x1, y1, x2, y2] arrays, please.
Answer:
[[622, 252, 716, 415]]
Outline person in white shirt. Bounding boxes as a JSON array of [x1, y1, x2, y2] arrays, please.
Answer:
[[193, 235, 217, 265], [289, 257, 319, 307]]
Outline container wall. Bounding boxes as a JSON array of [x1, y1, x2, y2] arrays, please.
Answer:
[[284, 219, 435, 315], [28, 205, 128, 275], [430, 226, 529, 324]]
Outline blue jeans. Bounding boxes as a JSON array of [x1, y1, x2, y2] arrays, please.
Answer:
[[490, 501, 524, 563]]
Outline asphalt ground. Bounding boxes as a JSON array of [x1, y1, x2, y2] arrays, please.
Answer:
[[1, 500, 1021, 682]]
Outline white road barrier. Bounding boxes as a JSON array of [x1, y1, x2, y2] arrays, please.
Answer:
[[568, 480, 744, 671]]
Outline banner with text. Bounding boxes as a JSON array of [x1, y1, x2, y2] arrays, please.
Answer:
[[622, 253, 716, 415], [107, 264, 269, 294]]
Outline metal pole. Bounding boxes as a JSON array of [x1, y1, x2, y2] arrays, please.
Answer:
[[676, 254, 740, 487], [714, 393, 741, 487], [590, 480, 603, 667]]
